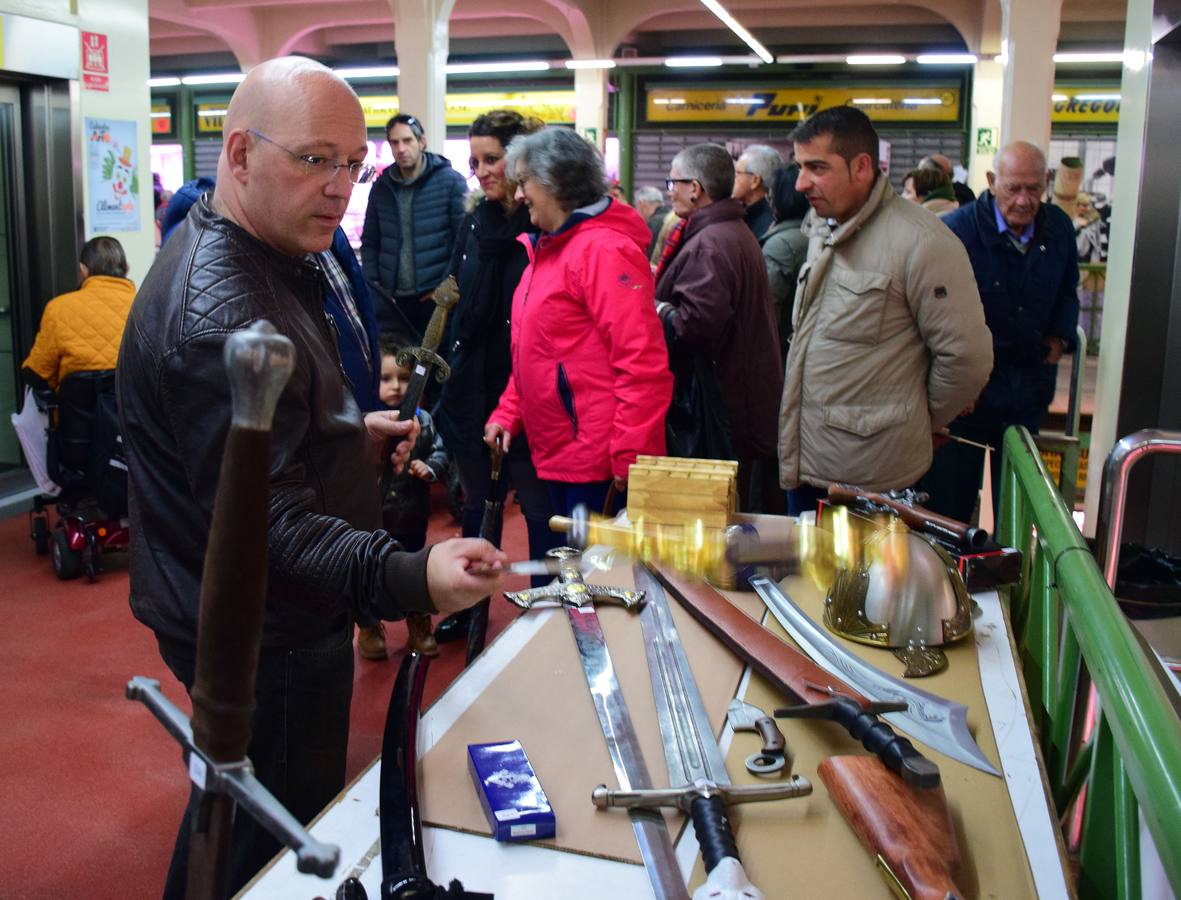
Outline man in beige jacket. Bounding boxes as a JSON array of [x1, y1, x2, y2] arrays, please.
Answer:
[[779, 106, 992, 514]]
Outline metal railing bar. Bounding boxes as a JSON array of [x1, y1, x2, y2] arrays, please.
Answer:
[[1002, 427, 1181, 892]]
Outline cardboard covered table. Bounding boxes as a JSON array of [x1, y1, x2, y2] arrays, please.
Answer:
[[240, 555, 1072, 900]]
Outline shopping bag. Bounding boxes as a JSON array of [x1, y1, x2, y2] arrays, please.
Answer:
[[10, 386, 61, 495]]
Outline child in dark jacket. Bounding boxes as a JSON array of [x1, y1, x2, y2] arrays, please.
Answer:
[[380, 333, 449, 652]]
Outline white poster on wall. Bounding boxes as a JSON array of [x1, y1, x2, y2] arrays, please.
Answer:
[[85, 117, 140, 233]]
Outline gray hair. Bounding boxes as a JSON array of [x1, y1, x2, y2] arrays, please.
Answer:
[[738, 144, 783, 186], [504, 127, 606, 212], [634, 185, 664, 204], [671, 143, 734, 201]]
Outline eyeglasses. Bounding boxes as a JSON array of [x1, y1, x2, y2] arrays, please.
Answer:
[[666, 178, 696, 190], [247, 129, 377, 185]]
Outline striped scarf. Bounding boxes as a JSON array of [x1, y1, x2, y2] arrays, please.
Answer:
[[654, 217, 688, 281]]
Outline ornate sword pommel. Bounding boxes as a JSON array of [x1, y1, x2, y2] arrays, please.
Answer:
[[225, 320, 296, 430], [503, 547, 643, 610], [591, 775, 812, 814], [430, 274, 461, 311]]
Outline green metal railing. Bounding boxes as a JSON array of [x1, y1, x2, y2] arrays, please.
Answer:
[[1078, 262, 1105, 353], [998, 426, 1181, 899]]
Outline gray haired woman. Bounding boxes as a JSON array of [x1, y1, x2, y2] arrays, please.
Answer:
[[483, 128, 673, 520]]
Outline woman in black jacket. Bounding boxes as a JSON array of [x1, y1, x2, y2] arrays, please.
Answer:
[[433, 110, 558, 640]]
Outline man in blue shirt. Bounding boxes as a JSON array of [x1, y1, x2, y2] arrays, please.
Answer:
[[921, 141, 1079, 521]]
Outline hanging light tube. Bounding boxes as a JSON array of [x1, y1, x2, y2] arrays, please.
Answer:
[[696, 0, 774, 64]]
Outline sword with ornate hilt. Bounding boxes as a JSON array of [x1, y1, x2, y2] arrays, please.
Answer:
[[382, 276, 460, 649], [592, 564, 812, 900], [395, 275, 459, 416], [126, 321, 340, 896], [505, 548, 687, 900]]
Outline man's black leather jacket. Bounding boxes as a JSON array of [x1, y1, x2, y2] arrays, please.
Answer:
[[117, 197, 433, 649]]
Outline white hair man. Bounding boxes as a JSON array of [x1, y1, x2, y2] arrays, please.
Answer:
[[733, 143, 783, 238]]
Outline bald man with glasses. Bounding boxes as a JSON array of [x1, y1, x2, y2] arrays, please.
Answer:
[[117, 57, 505, 897]]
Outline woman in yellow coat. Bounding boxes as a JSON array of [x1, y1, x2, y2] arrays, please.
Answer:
[[22, 236, 133, 390]]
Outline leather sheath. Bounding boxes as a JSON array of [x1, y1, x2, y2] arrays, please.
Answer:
[[651, 566, 875, 712]]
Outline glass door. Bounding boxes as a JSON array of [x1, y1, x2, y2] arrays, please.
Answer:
[[0, 83, 23, 471]]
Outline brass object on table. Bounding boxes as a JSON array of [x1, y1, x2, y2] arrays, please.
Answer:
[[824, 522, 973, 678]]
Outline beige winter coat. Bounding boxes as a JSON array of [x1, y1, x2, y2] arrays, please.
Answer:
[[778, 175, 992, 491]]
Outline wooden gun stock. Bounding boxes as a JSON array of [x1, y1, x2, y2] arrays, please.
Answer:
[[818, 756, 963, 900], [826, 483, 988, 551]]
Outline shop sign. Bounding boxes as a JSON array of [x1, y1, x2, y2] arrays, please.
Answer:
[[196, 103, 228, 134], [81, 31, 109, 92], [359, 91, 577, 129], [646, 86, 960, 123], [1052, 87, 1120, 123], [151, 103, 172, 135]]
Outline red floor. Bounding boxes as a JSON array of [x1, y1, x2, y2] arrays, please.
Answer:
[[0, 485, 530, 899]]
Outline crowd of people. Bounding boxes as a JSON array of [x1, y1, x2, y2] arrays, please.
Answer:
[[16, 55, 1085, 896]]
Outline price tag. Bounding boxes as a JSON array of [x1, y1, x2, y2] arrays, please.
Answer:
[[188, 752, 208, 789]]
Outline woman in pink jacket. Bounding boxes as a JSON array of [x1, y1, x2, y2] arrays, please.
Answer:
[[484, 128, 672, 517]]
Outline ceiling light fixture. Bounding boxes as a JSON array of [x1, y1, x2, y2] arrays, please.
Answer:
[[776, 53, 847, 64], [653, 98, 687, 105], [1052, 94, 1069, 102], [664, 56, 724, 68], [180, 73, 245, 86], [1053, 51, 1123, 64], [724, 97, 764, 104], [446, 61, 550, 74], [696, 0, 774, 64], [564, 59, 616, 70], [149, 111, 171, 118], [902, 97, 942, 105], [846, 54, 906, 66], [1074, 93, 1121, 101], [916, 53, 977, 65], [148, 77, 181, 88], [852, 97, 892, 105], [200, 108, 229, 117], [334, 66, 399, 79]]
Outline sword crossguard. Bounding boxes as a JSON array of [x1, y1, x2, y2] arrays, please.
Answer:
[[591, 775, 812, 814], [126, 676, 341, 877], [504, 547, 644, 610], [395, 346, 451, 384]]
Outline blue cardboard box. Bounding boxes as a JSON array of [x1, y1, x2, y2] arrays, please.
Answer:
[[467, 740, 555, 842]]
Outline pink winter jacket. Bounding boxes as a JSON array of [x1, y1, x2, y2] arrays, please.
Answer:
[[488, 199, 673, 482]]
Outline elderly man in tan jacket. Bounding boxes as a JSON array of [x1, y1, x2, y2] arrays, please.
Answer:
[[780, 106, 992, 514]]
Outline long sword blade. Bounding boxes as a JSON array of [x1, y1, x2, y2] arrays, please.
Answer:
[[565, 604, 689, 900], [749, 575, 1001, 777], [633, 565, 729, 788]]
